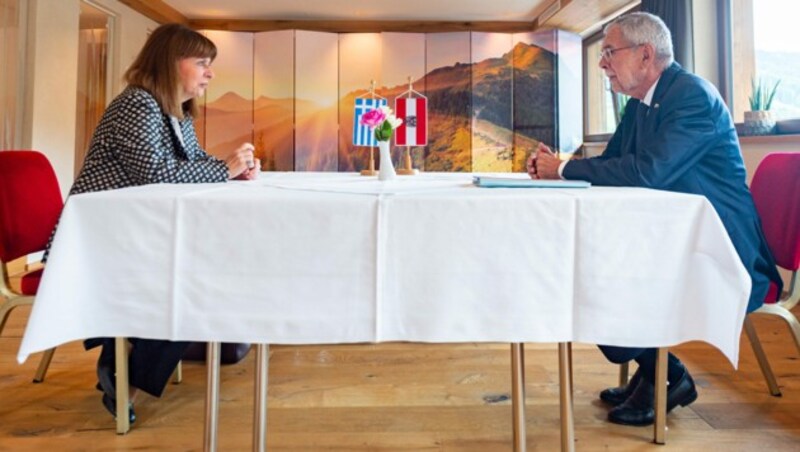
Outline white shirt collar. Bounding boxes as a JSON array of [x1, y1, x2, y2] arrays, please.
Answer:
[[641, 75, 660, 107]]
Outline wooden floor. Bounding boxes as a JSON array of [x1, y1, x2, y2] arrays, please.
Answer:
[[2, 305, 800, 451]]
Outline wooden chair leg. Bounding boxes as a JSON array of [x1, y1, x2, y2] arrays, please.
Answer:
[[744, 315, 782, 396], [653, 347, 668, 444], [618, 361, 629, 387], [172, 360, 183, 384], [32, 348, 56, 383]]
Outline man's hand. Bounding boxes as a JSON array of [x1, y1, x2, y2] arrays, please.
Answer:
[[533, 143, 561, 180]]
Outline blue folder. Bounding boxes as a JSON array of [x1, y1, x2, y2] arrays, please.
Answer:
[[472, 176, 591, 188]]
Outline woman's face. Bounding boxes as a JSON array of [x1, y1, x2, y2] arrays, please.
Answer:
[[178, 57, 214, 101]]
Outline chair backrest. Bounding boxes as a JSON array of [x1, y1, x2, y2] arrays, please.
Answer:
[[750, 152, 800, 272], [0, 151, 64, 263]]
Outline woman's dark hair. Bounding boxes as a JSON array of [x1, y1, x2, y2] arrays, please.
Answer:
[[124, 23, 216, 119]]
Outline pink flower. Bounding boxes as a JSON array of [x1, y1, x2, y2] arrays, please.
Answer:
[[359, 108, 386, 128]]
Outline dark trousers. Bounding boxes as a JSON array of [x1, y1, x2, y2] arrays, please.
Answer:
[[598, 345, 687, 385], [85, 337, 190, 397]]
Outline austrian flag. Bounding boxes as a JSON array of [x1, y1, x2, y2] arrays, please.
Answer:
[[394, 97, 428, 146]]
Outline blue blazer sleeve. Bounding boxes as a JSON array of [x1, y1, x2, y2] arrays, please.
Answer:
[[564, 77, 721, 189]]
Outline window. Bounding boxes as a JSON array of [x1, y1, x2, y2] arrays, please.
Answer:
[[731, 0, 800, 121], [582, 5, 639, 141], [583, 32, 617, 139]]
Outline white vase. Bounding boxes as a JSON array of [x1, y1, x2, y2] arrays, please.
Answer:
[[377, 140, 396, 181]]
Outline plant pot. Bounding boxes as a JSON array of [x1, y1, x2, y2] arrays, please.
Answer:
[[743, 110, 776, 136]]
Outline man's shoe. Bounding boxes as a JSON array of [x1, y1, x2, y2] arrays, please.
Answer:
[[600, 367, 642, 406], [608, 370, 698, 426], [101, 393, 136, 424], [96, 342, 116, 399]]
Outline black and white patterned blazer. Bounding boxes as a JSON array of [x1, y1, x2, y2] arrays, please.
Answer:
[[70, 86, 228, 196], [45, 87, 228, 261]]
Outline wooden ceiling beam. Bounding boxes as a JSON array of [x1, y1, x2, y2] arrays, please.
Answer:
[[187, 19, 537, 33], [118, 0, 188, 25]]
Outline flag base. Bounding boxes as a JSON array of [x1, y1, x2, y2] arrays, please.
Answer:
[[360, 148, 378, 176], [397, 168, 418, 175]]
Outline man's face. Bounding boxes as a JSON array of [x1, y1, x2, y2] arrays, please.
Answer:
[[598, 27, 647, 97]]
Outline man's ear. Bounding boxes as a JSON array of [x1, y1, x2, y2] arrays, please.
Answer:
[[641, 43, 655, 65]]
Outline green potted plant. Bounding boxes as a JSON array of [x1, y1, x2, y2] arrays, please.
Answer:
[[744, 77, 780, 135]]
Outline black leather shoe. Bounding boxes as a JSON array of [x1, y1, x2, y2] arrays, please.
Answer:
[[101, 393, 136, 424], [96, 342, 116, 399], [600, 367, 642, 406], [608, 370, 698, 426]]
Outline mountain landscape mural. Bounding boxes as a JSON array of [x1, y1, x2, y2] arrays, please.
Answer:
[[198, 30, 573, 173]]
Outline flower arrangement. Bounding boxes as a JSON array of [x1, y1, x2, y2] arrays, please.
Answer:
[[360, 105, 403, 141]]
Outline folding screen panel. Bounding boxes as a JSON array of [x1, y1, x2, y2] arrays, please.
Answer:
[[254, 30, 295, 171], [202, 31, 254, 161], [295, 30, 338, 171], [337, 33, 382, 172], [382, 32, 426, 169], [425, 32, 472, 172], [471, 32, 514, 172], [511, 31, 556, 172]]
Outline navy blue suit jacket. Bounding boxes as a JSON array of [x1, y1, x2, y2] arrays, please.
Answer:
[[564, 63, 782, 312]]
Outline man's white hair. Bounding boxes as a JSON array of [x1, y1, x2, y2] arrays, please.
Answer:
[[605, 12, 674, 69]]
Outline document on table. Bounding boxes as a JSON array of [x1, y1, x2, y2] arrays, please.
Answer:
[[472, 176, 591, 188]]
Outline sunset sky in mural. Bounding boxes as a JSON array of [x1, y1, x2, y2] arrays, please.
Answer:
[[254, 30, 294, 100], [204, 30, 253, 103], [381, 33, 425, 90]]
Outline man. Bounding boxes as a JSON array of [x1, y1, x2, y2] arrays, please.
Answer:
[[529, 12, 783, 426]]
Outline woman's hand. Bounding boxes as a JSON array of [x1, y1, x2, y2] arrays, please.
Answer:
[[224, 143, 255, 179], [234, 158, 260, 180]]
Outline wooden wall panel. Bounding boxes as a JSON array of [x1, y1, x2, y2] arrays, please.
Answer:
[[337, 33, 382, 172], [382, 33, 427, 169], [425, 32, 472, 172], [294, 30, 338, 171], [471, 32, 513, 172], [202, 30, 254, 161], [511, 31, 556, 171], [254, 30, 295, 171]]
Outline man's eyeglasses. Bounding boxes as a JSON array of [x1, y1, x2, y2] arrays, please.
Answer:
[[599, 44, 642, 61]]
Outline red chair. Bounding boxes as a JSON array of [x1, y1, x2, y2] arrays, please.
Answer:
[[743, 152, 800, 396], [0, 150, 63, 382]]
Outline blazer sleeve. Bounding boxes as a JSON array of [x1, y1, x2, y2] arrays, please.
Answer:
[[111, 93, 229, 185], [563, 82, 720, 188]]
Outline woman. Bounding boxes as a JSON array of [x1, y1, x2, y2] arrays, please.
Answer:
[[69, 23, 259, 423]]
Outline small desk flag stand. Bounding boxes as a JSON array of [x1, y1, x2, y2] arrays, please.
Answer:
[[353, 80, 387, 176], [395, 77, 428, 176]]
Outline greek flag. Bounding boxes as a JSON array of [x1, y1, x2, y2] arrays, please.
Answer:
[[353, 97, 387, 147]]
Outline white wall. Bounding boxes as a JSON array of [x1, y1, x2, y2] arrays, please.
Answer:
[[22, 0, 155, 197], [24, 0, 80, 197]]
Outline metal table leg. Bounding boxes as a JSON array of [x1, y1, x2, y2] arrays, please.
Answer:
[[558, 343, 575, 452], [204, 342, 221, 452], [653, 347, 667, 444], [253, 344, 269, 452], [511, 343, 526, 452], [115, 337, 130, 434]]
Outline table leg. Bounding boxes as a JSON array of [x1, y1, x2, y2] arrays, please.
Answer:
[[253, 344, 269, 452], [558, 342, 575, 452], [204, 342, 221, 452], [511, 343, 526, 452], [653, 347, 667, 444], [115, 337, 130, 434]]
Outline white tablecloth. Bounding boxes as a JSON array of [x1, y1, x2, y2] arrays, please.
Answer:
[[18, 173, 750, 365]]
